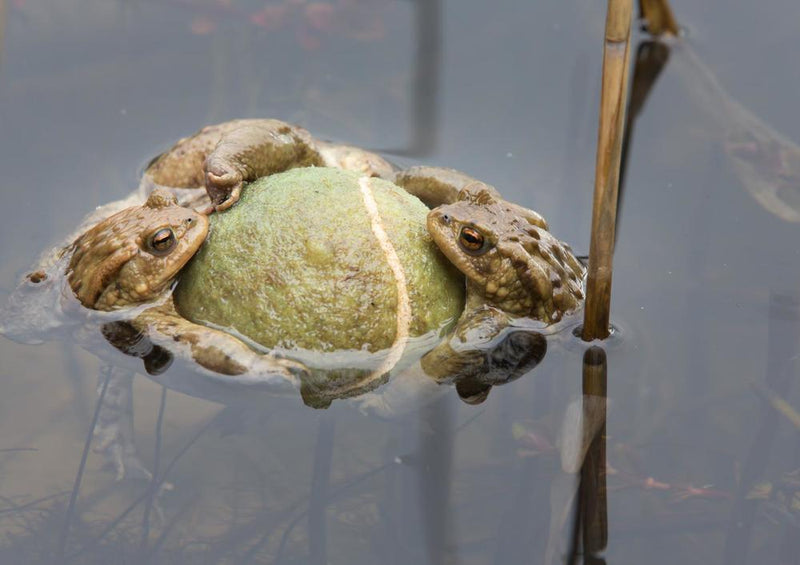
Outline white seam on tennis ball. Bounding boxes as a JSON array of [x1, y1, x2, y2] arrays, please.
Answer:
[[353, 175, 410, 388]]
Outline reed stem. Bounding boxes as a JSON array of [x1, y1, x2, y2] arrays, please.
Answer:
[[582, 0, 633, 341], [638, 0, 679, 36]]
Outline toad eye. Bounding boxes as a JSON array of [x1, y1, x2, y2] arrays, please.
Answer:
[[147, 228, 176, 256], [458, 226, 487, 255]]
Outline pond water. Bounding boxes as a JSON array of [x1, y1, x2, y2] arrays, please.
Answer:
[[1, 0, 800, 563]]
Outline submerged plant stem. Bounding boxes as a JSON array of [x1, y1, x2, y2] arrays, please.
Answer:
[[56, 365, 114, 561], [583, 0, 633, 341]]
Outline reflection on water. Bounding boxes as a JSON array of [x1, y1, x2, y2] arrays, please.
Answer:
[[669, 41, 800, 223], [1, 0, 800, 564]]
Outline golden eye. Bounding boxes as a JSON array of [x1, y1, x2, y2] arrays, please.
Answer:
[[148, 228, 176, 255], [458, 226, 487, 254]]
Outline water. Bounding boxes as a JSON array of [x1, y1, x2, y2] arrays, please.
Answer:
[[1, 0, 800, 563]]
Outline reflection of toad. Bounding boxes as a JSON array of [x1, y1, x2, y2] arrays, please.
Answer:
[[669, 45, 800, 222], [724, 129, 800, 217]]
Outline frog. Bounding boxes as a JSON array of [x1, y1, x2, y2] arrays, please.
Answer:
[[136, 119, 586, 405], [67, 189, 206, 311], [64, 187, 309, 382]]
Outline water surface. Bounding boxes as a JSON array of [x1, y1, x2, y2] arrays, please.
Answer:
[[1, 0, 800, 563]]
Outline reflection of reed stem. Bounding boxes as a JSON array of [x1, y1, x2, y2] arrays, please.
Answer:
[[617, 41, 670, 230], [566, 346, 609, 563], [583, 0, 632, 341], [638, 0, 679, 36], [581, 347, 608, 555]]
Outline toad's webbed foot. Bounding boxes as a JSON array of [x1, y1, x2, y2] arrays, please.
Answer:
[[204, 166, 243, 212]]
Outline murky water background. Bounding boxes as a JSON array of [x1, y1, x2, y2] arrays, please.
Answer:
[[1, 0, 800, 563]]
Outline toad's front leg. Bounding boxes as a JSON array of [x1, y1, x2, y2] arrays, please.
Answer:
[[102, 304, 308, 388], [420, 306, 547, 404], [204, 120, 325, 210], [135, 304, 309, 385], [146, 119, 266, 189], [145, 119, 326, 211]]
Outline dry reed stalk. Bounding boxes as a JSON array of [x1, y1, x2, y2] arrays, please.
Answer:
[[638, 0, 679, 36], [582, 0, 633, 341]]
